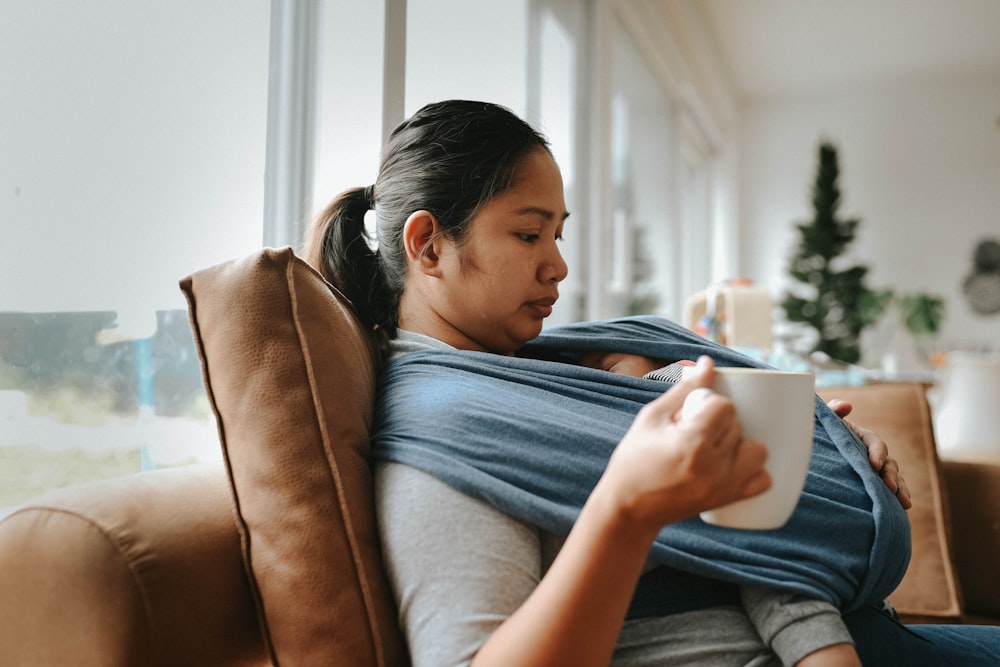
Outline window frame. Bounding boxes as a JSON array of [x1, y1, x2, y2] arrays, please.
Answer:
[[272, 0, 738, 321]]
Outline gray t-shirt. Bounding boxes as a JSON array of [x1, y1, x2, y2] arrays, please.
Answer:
[[375, 330, 852, 666]]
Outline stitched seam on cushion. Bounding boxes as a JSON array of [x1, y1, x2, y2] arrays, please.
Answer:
[[5, 506, 155, 656], [286, 256, 387, 666], [181, 272, 278, 663], [909, 383, 963, 615]]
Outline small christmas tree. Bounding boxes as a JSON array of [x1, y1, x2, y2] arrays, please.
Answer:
[[782, 142, 889, 364]]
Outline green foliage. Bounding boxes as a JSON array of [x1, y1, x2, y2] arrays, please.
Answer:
[[0, 445, 140, 509], [899, 292, 946, 337], [857, 289, 896, 329], [0, 363, 24, 390], [782, 142, 887, 364], [28, 381, 117, 425]]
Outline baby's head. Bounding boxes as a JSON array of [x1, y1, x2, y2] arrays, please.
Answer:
[[578, 351, 667, 378]]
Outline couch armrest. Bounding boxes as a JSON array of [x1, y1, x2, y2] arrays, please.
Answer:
[[941, 459, 1000, 621], [817, 382, 962, 621], [0, 464, 267, 667]]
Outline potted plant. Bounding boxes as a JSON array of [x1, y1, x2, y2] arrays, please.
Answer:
[[781, 141, 890, 365]]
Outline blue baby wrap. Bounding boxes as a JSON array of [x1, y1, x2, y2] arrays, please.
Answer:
[[373, 316, 911, 612]]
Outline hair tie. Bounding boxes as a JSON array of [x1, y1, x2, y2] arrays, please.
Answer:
[[363, 184, 375, 209]]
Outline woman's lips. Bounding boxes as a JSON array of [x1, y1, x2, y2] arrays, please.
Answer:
[[526, 297, 557, 318]]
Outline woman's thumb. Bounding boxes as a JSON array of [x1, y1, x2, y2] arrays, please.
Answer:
[[644, 355, 716, 421]]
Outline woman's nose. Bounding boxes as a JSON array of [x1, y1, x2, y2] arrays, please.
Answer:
[[541, 242, 568, 284]]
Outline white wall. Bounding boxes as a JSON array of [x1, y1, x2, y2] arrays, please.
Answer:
[[739, 72, 1000, 351]]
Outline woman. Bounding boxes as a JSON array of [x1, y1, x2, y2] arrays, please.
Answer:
[[304, 100, 997, 666]]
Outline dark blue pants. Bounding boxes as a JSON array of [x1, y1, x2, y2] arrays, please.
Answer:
[[846, 606, 1000, 666]]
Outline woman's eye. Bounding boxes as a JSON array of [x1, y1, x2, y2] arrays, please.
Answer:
[[517, 233, 540, 243]]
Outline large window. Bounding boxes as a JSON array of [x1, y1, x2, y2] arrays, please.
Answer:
[[404, 0, 592, 324], [3, 0, 734, 512], [530, 0, 586, 325], [402, 0, 727, 324], [1, 1, 271, 511], [406, 0, 528, 114], [312, 1, 385, 216], [607, 13, 677, 318]]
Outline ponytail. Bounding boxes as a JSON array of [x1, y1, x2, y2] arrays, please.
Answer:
[[301, 187, 397, 350]]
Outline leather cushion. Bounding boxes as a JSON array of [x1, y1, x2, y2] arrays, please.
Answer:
[[180, 248, 407, 666], [941, 459, 1000, 620], [817, 383, 962, 620], [0, 465, 265, 667]]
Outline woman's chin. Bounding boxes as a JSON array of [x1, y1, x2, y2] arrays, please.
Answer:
[[520, 322, 546, 346]]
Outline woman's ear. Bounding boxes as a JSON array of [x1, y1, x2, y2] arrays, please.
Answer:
[[403, 210, 443, 273]]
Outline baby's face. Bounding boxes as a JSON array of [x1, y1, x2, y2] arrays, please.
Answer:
[[579, 351, 666, 378]]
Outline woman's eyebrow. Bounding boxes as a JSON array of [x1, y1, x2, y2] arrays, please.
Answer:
[[514, 206, 571, 221]]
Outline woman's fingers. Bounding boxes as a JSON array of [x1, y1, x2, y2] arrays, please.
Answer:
[[829, 404, 913, 510], [680, 387, 716, 421], [896, 474, 911, 509], [666, 359, 765, 499], [826, 398, 853, 419], [732, 437, 772, 498], [608, 356, 776, 525], [879, 456, 913, 509], [640, 355, 716, 423], [850, 420, 890, 470]]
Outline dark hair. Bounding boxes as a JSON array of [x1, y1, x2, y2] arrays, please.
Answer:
[[302, 100, 551, 347]]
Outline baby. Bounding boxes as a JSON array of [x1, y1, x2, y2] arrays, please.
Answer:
[[578, 350, 695, 382]]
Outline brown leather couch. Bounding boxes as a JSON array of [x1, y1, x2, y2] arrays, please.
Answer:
[[2, 249, 997, 666], [0, 465, 266, 666]]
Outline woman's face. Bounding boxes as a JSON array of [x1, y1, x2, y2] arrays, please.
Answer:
[[429, 148, 569, 354]]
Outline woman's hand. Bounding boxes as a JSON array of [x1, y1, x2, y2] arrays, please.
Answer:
[[601, 356, 772, 531], [826, 399, 913, 510], [475, 355, 771, 667]]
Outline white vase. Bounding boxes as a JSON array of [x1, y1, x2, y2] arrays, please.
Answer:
[[928, 353, 1000, 462]]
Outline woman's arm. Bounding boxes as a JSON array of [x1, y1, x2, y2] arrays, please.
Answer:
[[376, 462, 549, 667], [472, 357, 772, 667]]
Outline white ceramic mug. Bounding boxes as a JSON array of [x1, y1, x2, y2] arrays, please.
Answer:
[[689, 367, 816, 530]]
